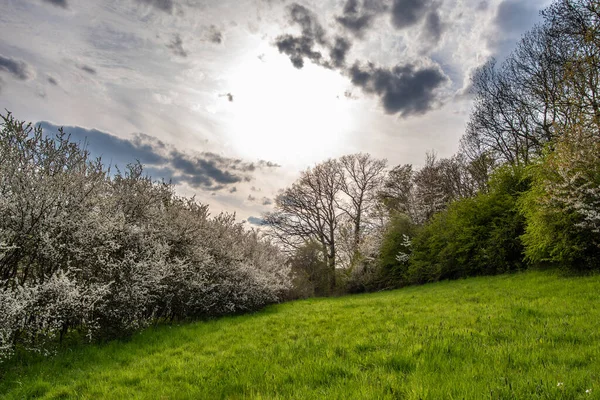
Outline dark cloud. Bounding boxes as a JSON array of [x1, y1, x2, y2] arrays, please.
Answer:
[[288, 3, 327, 44], [258, 160, 281, 168], [41, 0, 68, 8], [423, 10, 443, 45], [38, 123, 280, 191], [167, 34, 187, 57], [274, 1, 447, 116], [274, 3, 330, 69], [0, 77, 4, 94], [135, 0, 174, 13], [38, 122, 168, 166], [391, 0, 429, 30], [343, 0, 359, 14], [348, 62, 446, 116], [47, 76, 58, 85], [229, 187, 238, 193], [219, 93, 234, 102], [248, 194, 256, 202], [335, 0, 378, 38], [261, 197, 273, 206], [336, 14, 375, 37], [330, 37, 352, 68], [79, 65, 97, 75], [207, 25, 223, 44], [275, 35, 324, 69], [171, 151, 241, 186], [0, 55, 35, 80], [247, 216, 266, 226]]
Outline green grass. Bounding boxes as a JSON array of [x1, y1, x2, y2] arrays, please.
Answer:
[[1, 270, 600, 399]]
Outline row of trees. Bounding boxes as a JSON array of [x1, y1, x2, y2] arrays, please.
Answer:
[[267, 0, 600, 296], [0, 114, 290, 360], [265, 151, 490, 295]]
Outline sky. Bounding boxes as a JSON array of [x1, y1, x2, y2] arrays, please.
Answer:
[[0, 0, 551, 224]]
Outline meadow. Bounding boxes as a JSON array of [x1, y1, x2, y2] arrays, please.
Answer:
[[1, 270, 599, 399]]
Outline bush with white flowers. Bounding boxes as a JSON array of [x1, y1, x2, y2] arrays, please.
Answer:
[[0, 113, 290, 360]]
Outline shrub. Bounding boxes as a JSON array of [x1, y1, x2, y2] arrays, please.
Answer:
[[0, 113, 290, 360], [520, 119, 600, 270], [407, 166, 529, 284]]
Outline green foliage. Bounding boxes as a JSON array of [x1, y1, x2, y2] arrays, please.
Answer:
[[377, 213, 416, 287], [288, 241, 329, 298], [520, 121, 600, 270], [2, 271, 600, 399], [407, 166, 529, 284]]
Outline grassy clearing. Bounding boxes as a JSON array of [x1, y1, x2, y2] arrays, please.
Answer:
[[1, 270, 600, 399]]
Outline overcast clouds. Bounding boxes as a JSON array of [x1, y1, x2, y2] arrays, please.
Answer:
[[0, 0, 551, 224]]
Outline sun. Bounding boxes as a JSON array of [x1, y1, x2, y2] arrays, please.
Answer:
[[224, 44, 357, 167]]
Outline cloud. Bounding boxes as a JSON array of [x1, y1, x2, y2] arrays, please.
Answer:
[[167, 34, 187, 57], [258, 160, 281, 168], [41, 0, 68, 8], [219, 93, 234, 102], [38, 122, 280, 191], [335, 0, 390, 37], [288, 3, 327, 44], [0, 55, 35, 80], [275, 3, 353, 70], [390, 0, 429, 30], [135, 0, 174, 14], [79, 65, 97, 75], [229, 187, 238, 193], [422, 10, 443, 45], [47, 76, 58, 85], [247, 194, 256, 202], [336, 14, 374, 38], [329, 37, 352, 68], [171, 150, 241, 187], [274, 3, 329, 69], [247, 216, 266, 226], [273, 2, 448, 116], [348, 62, 446, 116], [275, 35, 324, 69], [261, 197, 273, 206], [207, 25, 223, 44]]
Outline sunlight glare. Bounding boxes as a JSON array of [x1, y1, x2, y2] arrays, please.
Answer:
[[225, 46, 356, 167]]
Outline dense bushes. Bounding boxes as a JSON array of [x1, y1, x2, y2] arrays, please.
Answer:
[[404, 167, 529, 284], [520, 119, 600, 270], [0, 114, 290, 360]]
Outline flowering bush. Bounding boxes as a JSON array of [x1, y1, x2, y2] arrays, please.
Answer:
[[520, 118, 600, 269], [0, 113, 290, 360]]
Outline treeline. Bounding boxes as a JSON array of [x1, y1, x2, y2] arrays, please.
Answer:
[[268, 0, 600, 296], [0, 115, 290, 360]]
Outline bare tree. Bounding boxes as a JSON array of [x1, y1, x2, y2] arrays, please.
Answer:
[[463, 0, 600, 166], [338, 154, 387, 260], [264, 159, 344, 292]]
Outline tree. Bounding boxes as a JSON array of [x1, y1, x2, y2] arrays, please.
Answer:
[[380, 153, 481, 225], [264, 159, 344, 293], [462, 0, 600, 167], [520, 115, 600, 269], [337, 153, 387, 263], [265, 154, 388, 293]]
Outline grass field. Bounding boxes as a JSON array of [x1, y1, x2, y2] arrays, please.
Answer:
[[1, 270, 600, 399]]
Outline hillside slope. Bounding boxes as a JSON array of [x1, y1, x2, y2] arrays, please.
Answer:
[[1, 270, 599, 399]]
